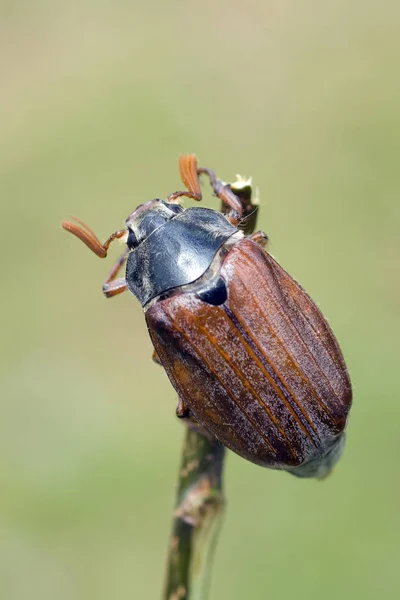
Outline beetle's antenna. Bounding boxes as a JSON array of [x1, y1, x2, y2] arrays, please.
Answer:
[[178, 154, 202, 200], [168, 155, 202, 204], [169, 154, 243, 217], [62, 217, 126, 258]]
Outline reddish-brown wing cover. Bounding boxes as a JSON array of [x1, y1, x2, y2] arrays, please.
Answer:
[[147, 238, 352, 470]]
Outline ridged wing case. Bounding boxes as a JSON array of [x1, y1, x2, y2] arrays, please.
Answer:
[[147, 238, 352, 471]]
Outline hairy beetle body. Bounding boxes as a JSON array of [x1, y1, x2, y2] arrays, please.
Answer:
[[147, 238, 351, 476], [63, 155, 352, 478]]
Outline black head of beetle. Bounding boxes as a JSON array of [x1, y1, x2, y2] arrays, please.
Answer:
[[125, 199, 184, 250]]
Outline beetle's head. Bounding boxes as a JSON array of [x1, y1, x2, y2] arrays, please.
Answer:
[[125, 199, 183, 249], [61, 199, 184, 264]]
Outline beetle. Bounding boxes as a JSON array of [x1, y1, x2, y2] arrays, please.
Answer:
[[62, 155, 352, 478]]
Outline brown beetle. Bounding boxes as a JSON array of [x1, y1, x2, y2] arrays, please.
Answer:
[[63, 156, 352, 478]]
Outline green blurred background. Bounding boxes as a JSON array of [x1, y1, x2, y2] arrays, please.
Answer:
[[1, 1, 399, 598]]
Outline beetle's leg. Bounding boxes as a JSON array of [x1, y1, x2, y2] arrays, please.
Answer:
[[250, 230, 269, 249], [168, 155, 243, 223], [176, 397, 215, 439], [197, 165, 243, 216], [176, 397, 190, 419], [103, 278, 127, 298], [152, 349, 163, 365], [102, 248, 129, 298]]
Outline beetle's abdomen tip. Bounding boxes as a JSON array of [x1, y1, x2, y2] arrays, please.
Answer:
[[288, 433, 346, 479]]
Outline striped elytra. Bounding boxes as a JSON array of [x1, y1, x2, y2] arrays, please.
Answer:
[[147, 237, 352, 477]]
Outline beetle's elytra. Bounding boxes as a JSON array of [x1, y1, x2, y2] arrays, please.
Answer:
[[63, 155, 352, 478]]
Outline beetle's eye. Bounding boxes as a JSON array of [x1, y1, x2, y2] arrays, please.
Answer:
[[165, 202, 184, 215], [127, 229, 138, 249]]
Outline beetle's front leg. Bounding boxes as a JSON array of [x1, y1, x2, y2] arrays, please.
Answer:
[[102, 248, 130, 298], [103, 278, 127, 297], [197, 165, 243, 223]]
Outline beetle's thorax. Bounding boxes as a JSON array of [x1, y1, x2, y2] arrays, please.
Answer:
[[146, 230, 244, 309], [125, 205, 241, 308]]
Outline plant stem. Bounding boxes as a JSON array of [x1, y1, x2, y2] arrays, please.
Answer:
[[163, 178, 259, 600], [163, 431, 225, 600]]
